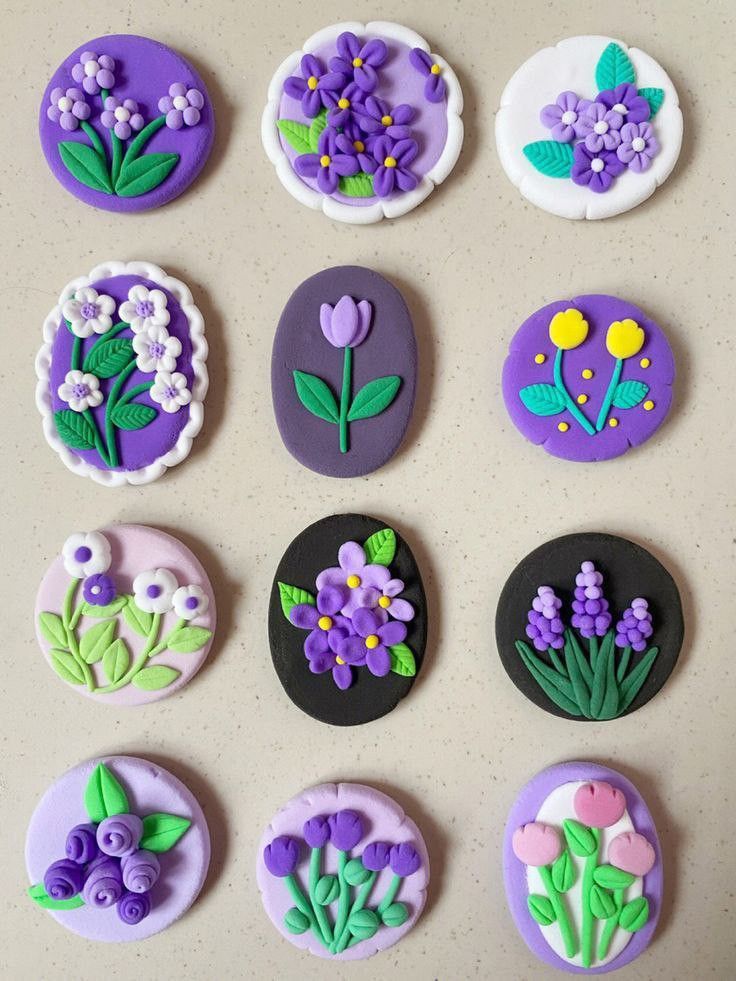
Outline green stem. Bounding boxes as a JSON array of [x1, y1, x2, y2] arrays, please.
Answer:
[[117, 381, 154, 407], [104, 358, 138, 468], [121, 114, 166, 167], [553, 348, 596, 435], [68, 324, 111, 466], [617, 645, 632, 683], [596, 358, 623, 431], [376, 873, 401, 915], [145, 618, 185, 660], [308, 847, 332, 946], [538, 865, 578, 958], [589, 636, 599, 671], [333, 870, 377, 954], [61, 580, 94, 691], [598, 886, 625, 961], [338, 345, 352, 454], [111, 133, 124, 186], [581, 828, 600, 968], [80, 120, 107, 160], [332, 852, 351, 946], [285, 874, 328, 949], [95, 613, 161, 693]]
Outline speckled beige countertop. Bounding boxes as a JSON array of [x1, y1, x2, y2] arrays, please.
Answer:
[[1, 1, 733, 978]]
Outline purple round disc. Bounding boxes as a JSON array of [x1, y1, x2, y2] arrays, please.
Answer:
[[502, 295, 674, 462], [39, 35, 214, 212], [503, 762, 663, 973], [272, 267, 417, 477]]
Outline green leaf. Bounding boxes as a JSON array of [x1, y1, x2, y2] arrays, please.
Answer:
[[389, 643, 417, 677], [38, 612, 67, 648], [277, 118, 312, 154], [109, 402, 156, 430], [551, 849, 576, 893], [344, 858, 371, 886], [139, 812, 192, 852], [132, 665, 181, 691], [595, 42, 636, 91], [519, 383, 567, 416], [115, 152, 179, 197], [102, 638, 130, 683], [54, 409, 96, 450], [58, 140, 113, 194], [308, 109, 328, 152], [347, 375, 401, 421], [618, 647, 659, 713], [123, 600, 154, 637], [563, 818, 597, 857], [28, 882, 85, 910], [339, 172, 375, 197], [292, 370, 339, 423], [590, 883, 617, 920], [80, 595, 129, 618], [612, 379, 649, 409], [284, 906, 311, 934], [363, 528, 396, 565], [50, 649, 85, 685], [563, 634, 593, 718], [314, 874, 339, 906], [167, 626, 212, 653], [594, 864, 636, 890], [348, 908, 379, 940], [619, 896, 649, 932], [381, 902, 409, 927], [522, 141, 575, 178], [79, 619, 116, 664], [638, 86, 665, 117], [84, 762, 129, 823], [589, 631, 617, 719], [527, 894, 556, 926], [515, 640, 582, 715], [82, 337, 134, 378], [278, 582, 316, 620]]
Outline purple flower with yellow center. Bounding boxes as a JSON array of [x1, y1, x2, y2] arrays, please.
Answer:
[[283, 53, 347, 118], [316, 541, 391, 617], [617, 122, 659, 173], [289, 585, 356, 689], [540, 91, 592, 143], [571, 560, 612, 638], [337, 607, 406, 678], [71, 51, 116, 95], [294, 128, 360, 195], [83, 573, 116, 607], [579, 102, 624, 152], [326, 81, 364, 128], [362, 841, 391, 871], [329, 32, 388, 93], [375, 578, 414, 622], [47, 87, 91, 131], [597, 82, 651, 124], [615, 597, 653, 652], [372, 136, 419, 198], [264, 835, 300, 877], [526, 585, 565, 651], [353, 96, 414, 140], [409, 48, 446, 102], [327, 809, 364, 851], [303, 816, 331, 848], [342, 121, 378, 173], [101, 97, 144, 140], [389, 842, 421, 876], [571, 143, 625, 194]]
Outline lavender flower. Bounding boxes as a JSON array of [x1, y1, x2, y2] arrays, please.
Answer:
[[329, 32, 388, 93], [617, 122, 659, 173], [615, 598, 653, 652], [353, 97, 414, 140], [82, 856, 124, 908], [328, 810, 363, 851], [283, 54, 346, 118], [117, 890, 151, 925], [389, 842, 421, 876], [121, 850, 160, 893], [263, 835, 300, 877], [158, 83, 204, 129], [83, 573, 116, 607], [525, 586, 565, 651], [44, 859, 84, 900], [372, 136, 419, 198], [409, 48, 446, 102], [362, 841, 391, 871], [337, 607, 406, 678], [327, 81, 364, 128], [65, 823, 100, 865], [571, 561, 612, 638], [540, 91, 592, 143], [294, 128, 359, 195], [71, 51, 116, 94], [579, 102, 624, 153], [101, 97, 144, 140], [596, 83, 651, 124], [96, 814, 143, 857], [47, 87, 90, 131], [318, 296, 372, 349], [303, 816, 330, 848]]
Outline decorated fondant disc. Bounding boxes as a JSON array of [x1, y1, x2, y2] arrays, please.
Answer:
[[257, 782, 429, 959], [272, 266, 417, 477], [502, 295, 674, 462], [495, 36, 682, 219], [262, 21, 463, 223], [504, 762, 663, 973], [495, 533, 683, 721], [35, 524, 216, 705], [40, 35, 214, 211], [35, 260, 208, 485], [269, 514, 427, 726], [26, 755, 211, 941]]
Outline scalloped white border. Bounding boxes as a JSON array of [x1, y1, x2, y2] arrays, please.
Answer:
[[35, 260, 209, 487], [261, 21, 464, 224]]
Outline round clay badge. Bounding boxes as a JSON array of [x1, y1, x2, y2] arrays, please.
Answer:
[[496, 36, 682, 219], [269, 514, 427, 726], [257, 782, 429, 959], [272, 266, 417, 477], [262, 21, 463, 222], [40, 35, 214, 211]]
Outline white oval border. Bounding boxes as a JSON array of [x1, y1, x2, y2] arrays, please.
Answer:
[[261, 21, 464, 225], [35, 260, 209, 487]]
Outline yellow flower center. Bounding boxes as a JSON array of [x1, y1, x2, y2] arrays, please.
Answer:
[[534, 353, 546, 364], [381, 114, 393, 126], [640, 357, 651, 368], [338, 97, 350, 109], [353, 139, 365, 152], [335, 656, 345, 665], [307, 76, 319, 91], [378, 596, 391, 609], [431, 64, 441, 75], [558, 422, 569, 432], [384, 156, 397, 168], [577, 394, 588, 405], [609, 417, 619, 428], [346, 574, 361, 589], [365, 634, 380, 650], [319, 154, 331, 167], [352, 57, 363, 68], [318, 615, 333, 631]]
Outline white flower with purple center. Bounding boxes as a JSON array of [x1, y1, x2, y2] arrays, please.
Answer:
[[118, 285, 170, 334], [316, 541, 391, 618], [101, 97, 144, 140], [150, 371, 192, 414], [62, 287, 116, 338], [47, 87, 91, 131], [57, 370, 103, 413], [132, 568, 178, 615], [132, 324, 181, 373], [71, 51, 116, 95], [172, 585, 209, 621], [62, 531, 112, 579], [158, 83, 204, 130]]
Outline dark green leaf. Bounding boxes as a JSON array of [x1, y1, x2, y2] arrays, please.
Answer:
[[115, 152, 179, 197], [54, 409, 96, 450], [79, 619, 116, 664], [58, 141, 113, 194], [80, 595, 129, 617], [339, 172, 375, 197], [381, 902, 409, 927], [50, 649, 85, 685], [278, 582, 316, 620], [515, 642, 583, 717], [363, 528, 396, 565], [308, 109, 328, 152], [347, 375, 401, 421], [594, 864, 636, 890], [167, 626, 212, 654], [389, 643, 416, 677], [292, 370, 339, 423], [110, 402, 156, 430], [519, 383, 567, 416], [284, 906, 311, 933], [102, 638, 130, 683], [123, 601, 154, 637], [84, 762, 129, 822], [618, 647, 659, 713], [638, 87, 665, 117], [563, 818, 597, 857], [522, 141, 575, 178], [551, 849, 576, 892], [132, 665, 181, 690], [619, 896, 649, 932], [277, 118, 312, 154], [527, 894, 556, 926], [139, 812, 192, 852], [28, 882, 85, 910], [82, 337, 134, 378], [595, 42, 636, 91], [612, 379, 649, 409], [563, 633, 593, 718], [38, 612, 67, 648], [590, 883, 617, 920], [589, 630, 616, 718]]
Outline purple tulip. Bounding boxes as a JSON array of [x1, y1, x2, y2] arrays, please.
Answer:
[[319, 295, 372, 349], [96, 814, 143, 857], [65, 823, 100, 864], [389, 842, 421, 877], [121, 850, 160, 893], [303, 815, 331, 848], [362, 841, 391, 871], [264, 835, 300, 877], [82, 856, 124, 908], [117, 889, 151, 925], [44, 859, 84, 900], [328, 809, 364, 851]]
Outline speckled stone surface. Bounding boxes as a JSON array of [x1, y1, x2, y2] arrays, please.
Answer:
[[1, 1, 733, 978]]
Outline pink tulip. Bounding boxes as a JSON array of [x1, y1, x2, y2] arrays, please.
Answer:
[[512, 821, 562, 867], [608, 831, 655, 876], [573, 780, 627, 828], [319, 295, 372, 348]]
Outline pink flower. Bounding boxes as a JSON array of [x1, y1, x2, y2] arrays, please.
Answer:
[[608, 832, 655, 876], [511, 822, 562, 867], [573, 781, 626, 828]]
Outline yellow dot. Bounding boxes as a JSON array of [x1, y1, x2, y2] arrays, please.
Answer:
[[307, 76, 318, 91], [558, 422, 569, 432], [643, 400, 655, 411], [381, 114, 393, 126], [353, 139, 365, 152], [318, 615, 333, 631], [338, 97, 350, 109], [609, 417, 619, 428], [319, 154, 331, 167], [430, 63, 441, 75], [577, 394, 588, 405], [378, 596, 391, 609], [640, 357, 651, 368], [384, 156, 397, 168], [534, 353, 546, 364], [346, 574, 361, 589], [335, 656, 345, 665], [365, 634, 380, 650], [352, 57, 363, 68], [582, 368, 593, 379]]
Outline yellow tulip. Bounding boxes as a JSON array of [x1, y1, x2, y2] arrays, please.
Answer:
[[549, 308, 589, 350], [606, 319, 645, 360]]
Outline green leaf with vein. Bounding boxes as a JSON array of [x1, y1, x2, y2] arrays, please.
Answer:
[[278, 582, 316, 620], [619, 896, 649, 932], [79, 619, 116, 664], [347, 376, 401, 421], [139, 812, 191, 852], [389, 643, 416, 677], [293, 370, 339, 423], [516, 642, 583, 716], [123, 601, 154, 637], [102, 638, 130, 683], [115, 152, 179, 197], [594, 865, 636, 890], [551, 849, 576, 892], [339, 172, 375, 197], [563, 818, 597, 857], [80, 595, 129, 618], [519, 383, 567, 416], [590, 884, 617, 920], [38, 612, 67, 648], [277, 118, 312, 154], [50, 649, 85, 685], [618, 647, 659, 713], [363, 528, 396, 565], [308, 109, 328, 152], [58, 141, 113, 194], [595, 42, 636, 90], [84, 762, 129, 822], [167, 626, 212, 653], [638, 87, 664, 117], [28, 883, 85, 910], [110, 402, 156, 430], [522, 141, 574, 178], [83, 337, 134, 378], [612, 379, 649, 409], [54, 409, 96, 450], [132, 665, 180, 690], [527, 894, 556, 926]]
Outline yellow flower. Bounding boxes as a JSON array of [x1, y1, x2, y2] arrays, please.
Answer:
[[606, 319, 645, 360], [548, 308, 589, 350]]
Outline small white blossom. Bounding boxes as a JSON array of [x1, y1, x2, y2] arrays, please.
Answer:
[[132, 324, 182, 373], [62, 531, 112, 579], [62, 287, 116, 338], [172, 585, 209, 621], [57, 370, 103, 412], [119, 285, 170, 334], [132, 568, 179, 615], [150, 371, 192, 413]]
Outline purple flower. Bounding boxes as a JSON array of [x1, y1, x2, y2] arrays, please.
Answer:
[[353, 97, 414, 140], [294, 128, 360, 195], [571, 561, 612, 637], [121, 850, 160, 893], [409, 48, 446, 103], [579, 102, 624, 152], [101, 97, 144, 140], [83, 573, 116, 607], [71, 51, 116, 94], [540, 91, 592, 143], [46, 87, 90, 131], [526, 586, 565, 651], [389, 842, 421, 877], [342, 122, 378, 172], [329, 32, 388, 93], [290, 585, 356, 689], [337, 607, 406, 678], [376, 578, 414, 622], [65, 823, 100, 864], [372, 136, 419, 198], [617, 122, 659, 173], [44, 859, 84, 900], [362, 841, 391, 871], [117, 890, 151, 925], [597, 83, 651, 124], [303, 815, 331, 848], [82, 856, 124, 908], [158, 83, 204, 129], [571, 144, 625, 194], [328, 809, 363, 851], [283, 53, 347, 117], [319, 295, 372, 348], [96, 814, 143, 857], [264, 835, 300, 877], [327, 81, 364, 128], [316, 541, 392, 617], [615, 598, 653, 652]]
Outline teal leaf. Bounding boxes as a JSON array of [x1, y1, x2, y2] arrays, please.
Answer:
[[58, 141, 113, 194], [344, 858, 371, 886], [611, 379, 649, 409], [139, 812, 192, 852], [28, 883, 85, 910], [80, 595, 129, 617], [84, 762, 129, 822], [54, 409, 96, 450], [314, 874, 339, 906], [347, 375, 401, 421], [618, 646, 659, 713], [590, 883, 617, 920], [551, 849, 576, 893], [284, 906, 311, 934], [102, 638, 130, 683], [638, 87, 665, 117], [348, 908, 379, 940], [293, 371, 339, 423], [132, 665, 180, 690], [109, 402, 156, 430], [82, 337, 134, 378], [619, 896, 649, 932], [364, 528, 397, 565], [167, 625, 212, 653], [595, 42, 636, 91], [123, 600, 154, 637], [115, 152, 179, 197], [519, 383, 567, 416], [522, 141, 575, 178], [339, 172, 375, 197], [79, 619, 116, 664], [50, 649, 85, 685], [527, 894, 556, 926], [381, 902, 409, 927], [277, 118, 312, 154], [278, 582, 316, 620], [389, 643, 416, 677], [308, 109, 328, 152], [593, 865, 636, 890], [38, 612, 67, 648], [563, 818, 598, 857]]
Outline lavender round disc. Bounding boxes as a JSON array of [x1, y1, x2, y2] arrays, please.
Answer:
[[257, 782, 429, 959], [272, 266, 417, 477], [40, 35, 214, 212], [503, 762, 663, 973], [26, 756, 211, 942], [502, 295, 674, 462]]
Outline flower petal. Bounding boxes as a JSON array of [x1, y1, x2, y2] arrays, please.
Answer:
[[304, 629, 330, 659], [338, 541, 365, 573], [317, 584, 347, 616], [316, 566, 345, 590], [388, 597, 414, 622], [352, 606, 380, 637], [337, 635, 367, 664], [378, 620, 407, 646], [332, 662, 353, 689], [360, 564, 391, 589], [366, 645, 391, 676], [289, 604, 318, 629]]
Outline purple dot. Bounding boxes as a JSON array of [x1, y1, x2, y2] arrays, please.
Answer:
[[80, 303, 98, 319], [185, 596, 199, 610], [74, 546, 92, 562], [146, 584, 161, 599]]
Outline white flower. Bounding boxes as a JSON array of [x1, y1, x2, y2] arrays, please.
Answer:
[[132, 568, 179, 614], [57, 370, 103, 412], [119, 285, 170, 334], [172, 584, 209, 621], [62, 531, 112, 579], [150, 371, 192, 413], [132, 324, 182, 373], [62, 287, 116, 338]]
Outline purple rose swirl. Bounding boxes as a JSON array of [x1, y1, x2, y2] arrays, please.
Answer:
[[121, 849, 160, 893], [117, 889, 151, 925], [82, 856, 124, 908], [96, 814, 143, 857], [65, 823, 100, 864], [44, 859, 85, 900]]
